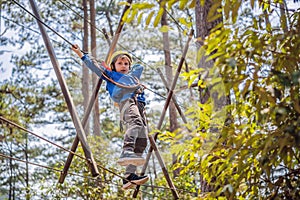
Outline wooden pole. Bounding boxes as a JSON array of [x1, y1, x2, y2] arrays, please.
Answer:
[[58, 0, 133, 183], [29, 0, 99, 176], [133, 29, 194, 199], [58, 81, 102, 183], [157, 68, 188, 124]]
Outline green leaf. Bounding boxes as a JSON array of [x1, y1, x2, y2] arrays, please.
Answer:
[[131, 2, 155, 10], [196, 46, 206, 64], [122, 9, 131, 23], [153, 8, 164, 27], [232, 0, 242, 23], [126, 9, 138, 23], [179, 0, 188, 10], [137, 12, 144, 24], [208, 13, 222, 23], [223, 0, 230, 19], [206, 51, 226, 61], [188, 0, 196, 8], [159, 25, 171, 33], [146, 10, 155, 26], [210, 77, 222, 85], [198, 79, 206, 88], [200, 0, 205, 6], [207, 1, 222, 22], [178, 17, 190, 27], [118, 1, 131, 6], [251, 0, 255, 8], [241, 79, 251, 97]]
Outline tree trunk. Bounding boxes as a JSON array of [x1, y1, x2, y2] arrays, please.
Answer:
[[160, 0, 179, 177], [195, 0, 223, 192], [82, 0, 90, 135], [90, 0, 101, 137], [160, 1, 178, 133]]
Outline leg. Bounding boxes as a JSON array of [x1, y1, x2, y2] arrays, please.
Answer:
[[119, 99, 149, 189], [125, 125, 148, 173], [117, 99, 146, 166]]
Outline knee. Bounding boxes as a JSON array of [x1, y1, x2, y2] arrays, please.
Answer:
[[134, 137, 147, 154]]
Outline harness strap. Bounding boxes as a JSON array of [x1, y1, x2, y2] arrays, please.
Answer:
[[119, 92, 142, 123], [119, 99, 131, 124]]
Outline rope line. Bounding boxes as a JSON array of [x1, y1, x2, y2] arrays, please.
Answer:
[[0, 116, 196, 195], [163, 7, 186, 33], [0, 116, 85, 160], [0, 152, 100, 182], [1, 15, 39, 35], [56, 0, 192, 103], [0, 152, 156, 197], [12, 0, 143, 92], [0, 153, 193, 197], [0, 153, 180, 199], [56, 0, 106, 36], [0, 116, 194, 195], [12, 0, 73, 46], [11, 0, 191, 104], [0, 117, 135, 184]]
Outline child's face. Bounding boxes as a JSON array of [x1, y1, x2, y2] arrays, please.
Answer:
[[114, 56, 130, 74]]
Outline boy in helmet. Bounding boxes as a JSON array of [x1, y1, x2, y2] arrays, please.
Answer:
[[72, 44, 148, 189]]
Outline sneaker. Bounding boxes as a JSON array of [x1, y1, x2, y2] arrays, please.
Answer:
[[117, 151, 145, 166], [122, 173, 149, 190]]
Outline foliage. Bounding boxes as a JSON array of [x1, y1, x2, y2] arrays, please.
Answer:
[[175, 2, 300, 200], [2, 0, 300, 199], [122, 0, 193, 34]]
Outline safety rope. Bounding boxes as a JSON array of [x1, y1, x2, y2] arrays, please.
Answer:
[[12, 0, 145, 93], [12, 0, 73, 46], [90, 57, 143, 90], [0, 117, 137, 186], [0, 152, 167, 198], [0, 116, 195, 197], [11, 0, 190, 106], [56, 0, 106, 36]]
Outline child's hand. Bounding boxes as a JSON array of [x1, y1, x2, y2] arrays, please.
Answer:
[[72, 44, 84, 58], [71, 44, 80, 52]]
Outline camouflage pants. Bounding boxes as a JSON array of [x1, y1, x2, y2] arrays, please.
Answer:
[[119, 98, 148, 174]]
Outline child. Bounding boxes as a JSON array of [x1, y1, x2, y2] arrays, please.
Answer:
[[72, 44, 149, 189]]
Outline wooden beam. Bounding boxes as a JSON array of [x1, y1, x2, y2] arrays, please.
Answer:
[[29, 0, 99, 177], [156, 68, 188, 124], [58, 0, 133, 183], [59, 80, 103, 183], [133, 29, 194, 199]]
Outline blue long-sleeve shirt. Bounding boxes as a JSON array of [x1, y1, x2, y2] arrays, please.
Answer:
[[81, 54, 146, 104]]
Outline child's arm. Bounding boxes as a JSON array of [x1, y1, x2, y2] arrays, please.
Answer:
[[71, 44, 109, 78]]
